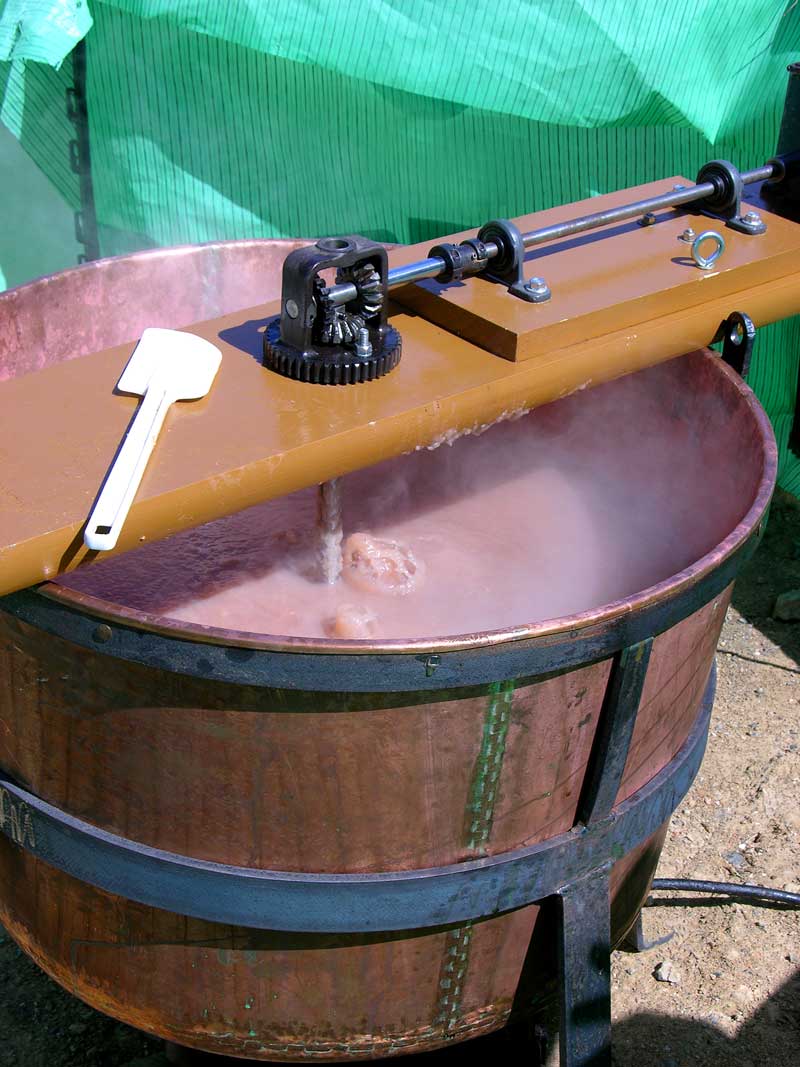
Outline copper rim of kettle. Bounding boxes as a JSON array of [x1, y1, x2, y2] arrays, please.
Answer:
[[39, 357, 777, 657]]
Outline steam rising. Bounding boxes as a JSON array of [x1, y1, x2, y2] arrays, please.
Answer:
[[59, 356, 758, 641]]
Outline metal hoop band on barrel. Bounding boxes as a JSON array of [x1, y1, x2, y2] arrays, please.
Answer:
[[0, 668, 713, 933]]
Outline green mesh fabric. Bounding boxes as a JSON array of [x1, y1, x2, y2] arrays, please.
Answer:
[[1, 0, 799, 491], [0, 0, 91, 66]]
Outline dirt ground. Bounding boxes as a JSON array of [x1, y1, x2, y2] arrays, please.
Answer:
[[0, 495, 797, 1067]]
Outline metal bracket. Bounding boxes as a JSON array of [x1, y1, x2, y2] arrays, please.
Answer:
[[476, 219, 544, 302], [695, 160, 767, 235], [727, 211, 767, 235], [719, 311, 756, 379]]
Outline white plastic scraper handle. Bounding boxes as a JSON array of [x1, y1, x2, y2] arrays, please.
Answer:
[[84, 328, 222, 552]]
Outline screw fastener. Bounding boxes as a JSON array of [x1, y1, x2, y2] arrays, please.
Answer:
[[728, 210, 767, 235], [524, 276, 551, 302], [424, 655, 441, 677], [355, 327, 373, 359], [678, 228, 696, 243]]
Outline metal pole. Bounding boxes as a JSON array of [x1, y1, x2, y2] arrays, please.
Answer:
[[775, 62, 800, 158], [520, 182, 714, 248], [67, 39, 101, 263], [326, 163, 777, 307]]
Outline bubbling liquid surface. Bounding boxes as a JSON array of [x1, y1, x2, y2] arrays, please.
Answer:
[[59, 369, 746, 640]]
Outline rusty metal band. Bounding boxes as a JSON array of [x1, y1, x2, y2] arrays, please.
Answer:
[[0, 667, 714, 933], [0, 522, 758, 692]]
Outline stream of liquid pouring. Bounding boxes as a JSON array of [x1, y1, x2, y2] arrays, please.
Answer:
[[317, 479, 343, 584]]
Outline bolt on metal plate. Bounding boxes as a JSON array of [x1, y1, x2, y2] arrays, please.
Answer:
[[523, 276, 551, 302], [727, 210, 767, 235]]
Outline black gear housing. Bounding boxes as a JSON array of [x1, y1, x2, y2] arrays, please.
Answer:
[[263, 236, 401, 385]]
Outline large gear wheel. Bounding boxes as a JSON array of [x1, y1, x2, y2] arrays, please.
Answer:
[[264, 320, 402, 385]]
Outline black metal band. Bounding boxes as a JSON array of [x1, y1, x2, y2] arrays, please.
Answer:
[[0, 526, 759, 693], [578, 639, 654, 825], [66, 38, 100, 263], [0, 669, 713, 933]]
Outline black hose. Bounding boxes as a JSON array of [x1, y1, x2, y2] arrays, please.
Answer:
[[650, 877, 800, 908]]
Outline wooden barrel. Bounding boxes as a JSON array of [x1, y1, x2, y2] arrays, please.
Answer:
[[0, 244, 776, 1060]]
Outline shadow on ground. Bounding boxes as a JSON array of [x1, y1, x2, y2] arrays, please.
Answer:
[[611, 966, 800, 1067]]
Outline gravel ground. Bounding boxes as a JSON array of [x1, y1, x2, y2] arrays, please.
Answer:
[[0, 493, 797, 1066]]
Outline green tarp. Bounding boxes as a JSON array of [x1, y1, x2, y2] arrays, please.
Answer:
[[2, 0, 800, 492]]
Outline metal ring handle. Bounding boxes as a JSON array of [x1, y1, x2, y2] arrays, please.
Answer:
[[691, 230, 725, 270]]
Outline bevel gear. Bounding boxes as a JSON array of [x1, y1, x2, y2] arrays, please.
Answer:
[[319, 261, 384, 345]]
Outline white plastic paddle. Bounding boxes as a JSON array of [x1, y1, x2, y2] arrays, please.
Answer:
[[84, 327, 222, 552]]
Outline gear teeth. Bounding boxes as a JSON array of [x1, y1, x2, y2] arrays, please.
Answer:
[[322, 308, 367, 345], [335, 261, 385, 318], [264, 317, 402, 385]]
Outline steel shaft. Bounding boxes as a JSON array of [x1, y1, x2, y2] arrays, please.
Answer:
[[327, 163, 777, 307]]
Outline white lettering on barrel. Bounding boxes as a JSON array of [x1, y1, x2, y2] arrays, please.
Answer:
[[0, 786, 36, 850]]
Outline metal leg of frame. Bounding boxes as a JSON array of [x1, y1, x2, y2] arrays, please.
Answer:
[[557, 869, 613, 1067], [621, 911, 648, 953], [621, 910, 674, 954], [552, 638, 653, 1065]]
